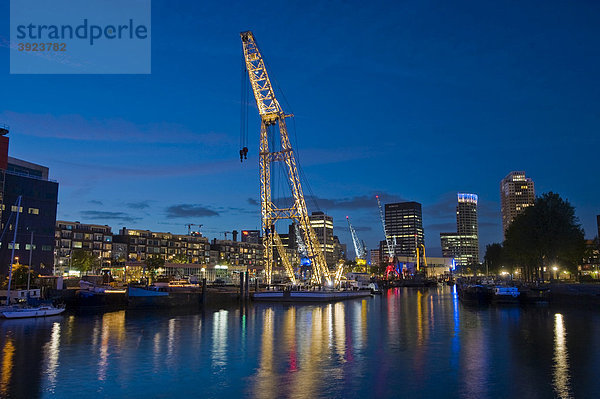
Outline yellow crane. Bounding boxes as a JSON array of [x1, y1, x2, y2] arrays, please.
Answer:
[[240, 31, 330, 286], [416, 243, 428, 273]]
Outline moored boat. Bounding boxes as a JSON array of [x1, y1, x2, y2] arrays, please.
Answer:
[[2, 304, 65, 319], [491, 286, 520, 304], [252, 289, 371, 302]]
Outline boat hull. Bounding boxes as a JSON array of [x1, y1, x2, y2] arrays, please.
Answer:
[[2, 307, 65, 319], [252, 290, 371, 302]]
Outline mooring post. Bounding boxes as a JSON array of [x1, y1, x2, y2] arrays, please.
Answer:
[[240, 272, 245, 300], [202, 278, 207, 305], [245, 271, 249, 298]]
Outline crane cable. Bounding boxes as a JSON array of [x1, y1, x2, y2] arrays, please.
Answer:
[[239, 56, 249, 162]]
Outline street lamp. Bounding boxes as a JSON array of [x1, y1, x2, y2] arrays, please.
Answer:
[[552, 266, 558, 280]]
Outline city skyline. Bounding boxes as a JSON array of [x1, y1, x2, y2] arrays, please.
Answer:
[[1, 1, 599, 257]]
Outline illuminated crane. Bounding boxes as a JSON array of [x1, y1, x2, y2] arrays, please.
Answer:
[[416, 243, 428, 273], [346, 216, 367, 265], [240, 31, 330, 286], [376, 195, 399, 279]]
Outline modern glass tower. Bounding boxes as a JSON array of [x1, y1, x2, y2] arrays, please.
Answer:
[[385, 202, 424, 257], [440, 193, 480, 266]]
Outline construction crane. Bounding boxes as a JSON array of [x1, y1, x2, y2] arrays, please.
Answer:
[[185, 223, 203, 235], [273, 231, 297, 285], [416, 243, 428, 273], [240, 31, 330, 286], [376, 195, 399, 279], [346, 216, 367, 265]]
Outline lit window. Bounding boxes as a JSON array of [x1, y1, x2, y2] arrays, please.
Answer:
[[11, 206, 23, 213], [28, 208, 40, 215]]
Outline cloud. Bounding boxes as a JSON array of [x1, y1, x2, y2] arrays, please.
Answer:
[[126, 201, 151, 210], [0, 110, 233, 145], [423, 193, 457, 219], [274, 192, 405, 211], [165, 204, 219, 218], [88, 200, 103, 205], [247, 198, 259, 206], [80, 210, 139, 223]]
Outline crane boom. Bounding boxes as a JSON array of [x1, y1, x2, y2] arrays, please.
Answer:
[[241, 31, 330, 286], [346, 216, 367, 261], [376, 195, 394, 262]]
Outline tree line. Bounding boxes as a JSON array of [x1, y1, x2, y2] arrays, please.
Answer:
[[484, 192, 587, 280]]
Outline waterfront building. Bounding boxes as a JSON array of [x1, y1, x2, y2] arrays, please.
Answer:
[[54, 221, 113, 275], [384, 202, 424, 257], [440, 232, 461, 259], [500, 171, 535, 237], [0, 126, 59, 275], [241, 229, 260, 244], [370, 248, 381, 265], [439, 193, 480, 266], [582, 239, 600, 276], [395, 255, 454, 276], [114, 227, 211, 265], [209, 238, 264, 273]]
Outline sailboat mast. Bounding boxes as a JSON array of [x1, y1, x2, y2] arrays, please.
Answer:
[[6, 195, 22, 305]]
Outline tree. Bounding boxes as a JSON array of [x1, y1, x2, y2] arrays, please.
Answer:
[[484, 243, 504, 275], [71, 249, 94, 275], [3, 264, 34, 288], [171, 253, 188, 264], [504, 192, 585, 281], [145, 255, 165, 284]]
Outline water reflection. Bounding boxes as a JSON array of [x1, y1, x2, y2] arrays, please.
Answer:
[[553, 313, 573, 399], [211, 310, 229, 368], [42, 322, 61, 393], [97, 311, 126, 382], [0, 337, 14, 396], [1, 288, 599, 398]]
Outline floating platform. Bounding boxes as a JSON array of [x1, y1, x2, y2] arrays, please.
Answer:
[[252, 290, 372, 302]]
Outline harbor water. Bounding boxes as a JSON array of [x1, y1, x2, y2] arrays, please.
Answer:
[[1, 286, 599, 398]]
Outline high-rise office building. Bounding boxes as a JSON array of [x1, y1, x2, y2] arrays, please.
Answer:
[[309, 211, 336, 267], [440, 193, 480, 266], [385, 202, 424, 257], [456, 193, 479, 264], [0, 127, 59, 274], [440, 232, 461, 259], [500, 171, 535, 237]]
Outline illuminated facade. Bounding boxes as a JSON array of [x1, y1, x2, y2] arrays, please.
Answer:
[[309, 211, 336, 267], [114, 227, 211, 264], [500, 171, 535, 237], [370, 248, 381, 265], [440, 193, 480, 266], [0, 128, 59, 275], [54, 221, 113, 275], [385, 202, 424, 257]]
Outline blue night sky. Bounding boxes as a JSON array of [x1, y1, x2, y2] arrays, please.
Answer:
[[1, 0, 599, 257]]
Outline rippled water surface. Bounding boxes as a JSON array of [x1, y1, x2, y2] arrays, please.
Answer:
[[1, 287, 600, 398]]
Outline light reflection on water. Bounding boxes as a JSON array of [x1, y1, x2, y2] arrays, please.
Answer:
[[553, 313, 573, 399], [0, 287, 598, 398]]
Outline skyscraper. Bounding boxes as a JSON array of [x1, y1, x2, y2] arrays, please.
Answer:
[[440, 193, 480, 266], [500, 171, 535, 237], [456, 193, 479, 264], [309, 211, 336, 267], [385, 202, 424, 257]]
